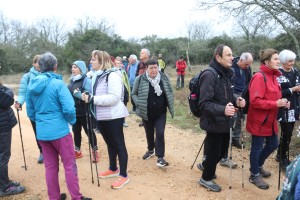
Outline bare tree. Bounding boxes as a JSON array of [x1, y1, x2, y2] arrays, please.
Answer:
[[75, 16, 115, 36], [196, 0, 300, 56]]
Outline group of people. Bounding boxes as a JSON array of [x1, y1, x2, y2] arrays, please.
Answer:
[[197, 44, 300, 197], [1, 44, 300, 199]]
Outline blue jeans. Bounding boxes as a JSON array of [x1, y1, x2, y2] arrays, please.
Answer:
[[250, 133, 278, 175]]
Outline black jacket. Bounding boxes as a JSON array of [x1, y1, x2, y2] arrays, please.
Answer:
[[68, 75, 87, 116], [0, 85, 17, 132], [199, 59, 236, 133]]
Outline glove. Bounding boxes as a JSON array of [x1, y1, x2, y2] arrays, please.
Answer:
[[73, 88, 82, 100], [86, 71, 93, 79]]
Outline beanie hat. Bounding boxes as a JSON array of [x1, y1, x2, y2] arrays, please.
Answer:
[[73, 60, 87, 74]]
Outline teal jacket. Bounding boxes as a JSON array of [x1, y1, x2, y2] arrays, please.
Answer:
[[131, 72, 174, 121], [26, 72, 75, 141]]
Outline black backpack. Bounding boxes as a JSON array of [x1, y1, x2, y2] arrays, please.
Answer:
[[188, 67, 217, 118], [241, 71, 267, 114]]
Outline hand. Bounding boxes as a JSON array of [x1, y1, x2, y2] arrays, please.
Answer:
[[225, 102, 235, 116], [86, 71, 93, 79], [81, 93, 90, 103], [277, 98, 289, 108], [292, 85, 300, 92], [236, 97, 246, 108], [14, 101, 22, 110]]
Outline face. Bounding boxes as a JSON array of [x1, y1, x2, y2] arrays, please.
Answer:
[[71, 65, 81, 76], [216, 46, 233, 68], [266, 53, 280, 70], [91, 55, 101, 70], [115, 60, 123, 68], [239, 59, 253, 69], [140, 50, 148, 61], [33, 61, 41, 71], [282, 59, 295, 71], [146, 64, 159, 79]]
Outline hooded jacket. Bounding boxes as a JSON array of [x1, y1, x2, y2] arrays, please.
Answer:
[[246, 64, 282, 136], [26, 72, 76, 141], [0, 85, 17, 133]]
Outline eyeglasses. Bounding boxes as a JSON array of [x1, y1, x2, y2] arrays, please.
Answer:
[[148, 66, 159, 71]]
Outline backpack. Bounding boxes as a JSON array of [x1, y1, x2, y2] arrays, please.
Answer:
[[241, 71, 266, 114], [188, 67, 217, 118]]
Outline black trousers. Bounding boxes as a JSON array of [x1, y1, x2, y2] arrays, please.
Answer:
[[202, 132, 229, 181], [98, 118, 128, 177], [30, 120, 42, 154], [142, 113, 166, 158], [277, 121, 295, 160], [0, 130, 12, 191], [72, 116, 98, 151]]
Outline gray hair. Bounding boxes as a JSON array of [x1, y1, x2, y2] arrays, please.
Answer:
[[129, 54, 137, 61], [279, 50, 296, 64], [240, 52, 253, 61], [39, 52, 57, 72], [141, 48, 150, 57]]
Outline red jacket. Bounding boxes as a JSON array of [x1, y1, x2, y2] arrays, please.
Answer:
[[176, 59, 187, 75], [246, 64, 282, 136]]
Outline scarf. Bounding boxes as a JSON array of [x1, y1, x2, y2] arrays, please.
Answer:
[[71, 74, 82, 82], [146, 71, 162, 96]]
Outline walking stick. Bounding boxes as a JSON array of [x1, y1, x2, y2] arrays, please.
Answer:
[[84, 102, 94, 184], [191, 137, 206, 169], [240, 109, 245, 188], [85, 92, 100, 187], [229, 116, 233, 189], [16, 109, 27, 170]]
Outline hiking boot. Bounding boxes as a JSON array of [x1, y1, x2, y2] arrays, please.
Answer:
[[111, 176, 129, 189], [37, 154, 44, 164], [219, 158, 237, 169], [60, 193, 67, 200], [196, 163, 217, 179], [75, 150, 83, 159], [157, 157, 169, 167], [259, 167, 271, 178], [199, 178, 221, 192], [142, 150, 154, 160], [92, 151, 100, 163], [123, 122, 129, 127], [0, 186, 25, 197], [249, 175, 269, 189], [138, 122, 144, 127], [81, 196, 92, 200], [232, 140, 242, 149], [9, 180, 20, 187], [98, 169, 119, 179]]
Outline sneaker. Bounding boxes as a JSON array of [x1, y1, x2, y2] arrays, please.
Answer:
[[9, 180, 20, 187], [219, 158, 237, 169], [75, 150, 83, 159], [157, 157, 169, 167], [60, 193, 67, 200], [92, 151, 100, 163], [249, 175, 269, 189], [199, 178, 221, 192], [111, 176, 129, 189], [196, 163, 217, 179], [142, 150, 155, 160], [98, 169, 119, 179], [37, 154, 44, 164], [232, 140, 242, 149], [123, 122, 129, 127], [81, 196, 92, 200], [259, 167, 271, 178], [0, 186, 25, 197]]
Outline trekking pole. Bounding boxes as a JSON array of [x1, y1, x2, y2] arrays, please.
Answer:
[[229, 116, 233, 189], [16, 109, 27, 170], [84, 102, 94, 184], [85, 92, 100, 187], [191, 137, 206, 169], [239, 99, 245, 188]]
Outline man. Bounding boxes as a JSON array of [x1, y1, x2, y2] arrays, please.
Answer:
[[231, 53, 253, 148], [136, 48, 150, 76], [127, 54, 139, 113], [175, 56, 187, 89], [197, 44, 245, 192], [157, 53, 166, 73]]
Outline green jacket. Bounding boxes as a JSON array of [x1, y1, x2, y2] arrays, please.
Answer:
[[132, 72, 174, 121]]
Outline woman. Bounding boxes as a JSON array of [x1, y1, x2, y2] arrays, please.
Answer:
[[246, 49, 289, 190], [68, 60, 99, 162], [276, 50, 300, 169], [82, 50, 129, 189], [131, 58, 174, 167]]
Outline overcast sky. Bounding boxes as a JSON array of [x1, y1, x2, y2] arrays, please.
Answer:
[[0, 0, 232, 39]]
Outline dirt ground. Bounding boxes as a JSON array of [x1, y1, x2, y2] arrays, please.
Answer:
[[2, 102, 287, 200]]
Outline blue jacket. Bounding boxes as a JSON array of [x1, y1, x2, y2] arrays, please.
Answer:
[[26, 72, 76, 141], [16, 67, 40, 105], [128, 61, 139, 88], [296, 172, 300, 200]]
